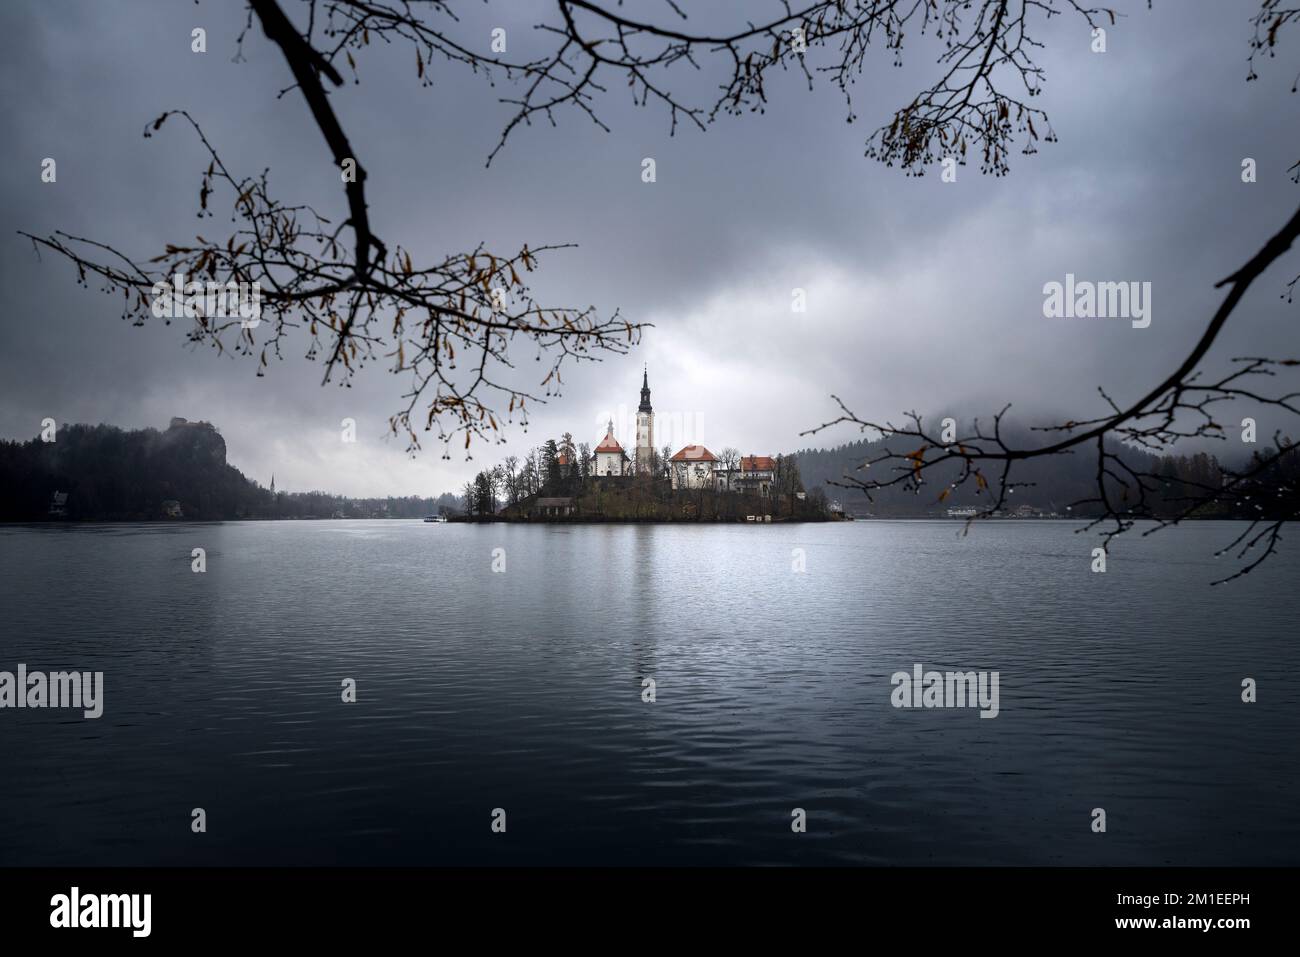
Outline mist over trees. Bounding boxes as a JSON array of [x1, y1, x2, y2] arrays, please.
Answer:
[[792, 420, 1299, 522], [0, 420, 458, 521]]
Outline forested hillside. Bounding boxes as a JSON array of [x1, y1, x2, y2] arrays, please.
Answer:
[[789, 422, 1287, 519], [0, 419, 459, 521]]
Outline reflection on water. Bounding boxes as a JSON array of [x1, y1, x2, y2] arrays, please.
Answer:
[[0, 519, 1296, 865]]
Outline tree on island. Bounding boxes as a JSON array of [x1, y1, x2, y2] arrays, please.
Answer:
[[462, 479, 479, 519], [773, 455, 807, 518], [502, 455, 521, 508], [464, 466, 504, 517], [558, 432, 581, 491], [19, 0, 1300, 575], [577, 443, 592, 485], [521, 451, 540, 500], [541, 439, 562, 491], [719, 448, 741, 475]]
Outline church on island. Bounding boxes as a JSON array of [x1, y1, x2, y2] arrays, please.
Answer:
[[589, 369, 779, 497]]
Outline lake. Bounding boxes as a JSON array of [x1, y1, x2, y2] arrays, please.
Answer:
[[0, 519, 1296, 866]]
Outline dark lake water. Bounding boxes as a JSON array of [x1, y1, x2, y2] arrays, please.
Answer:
[[1, 519, 1297, 866]]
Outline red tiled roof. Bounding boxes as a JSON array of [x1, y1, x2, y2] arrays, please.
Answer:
[[595, 431, 625, 454], [670, 445, 717, 463], [741, 456, 776, 472], [557, 453, 570, 466]]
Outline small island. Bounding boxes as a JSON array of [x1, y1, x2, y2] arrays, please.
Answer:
[[459, 369, 833, 523]]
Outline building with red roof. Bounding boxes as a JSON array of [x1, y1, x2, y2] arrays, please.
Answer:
[[669, 445, 718, 489], [711, 454, 778, 496], [593, 420, 630, 476]]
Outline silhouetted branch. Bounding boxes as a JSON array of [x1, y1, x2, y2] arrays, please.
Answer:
[[22, 0, 648, 456], [804, 203, 1300, 582]]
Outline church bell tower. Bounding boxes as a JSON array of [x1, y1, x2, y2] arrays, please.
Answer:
[[636, 366, 654, 473]]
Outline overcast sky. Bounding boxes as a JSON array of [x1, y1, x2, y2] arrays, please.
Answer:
[[3, 0, 1298, 496]]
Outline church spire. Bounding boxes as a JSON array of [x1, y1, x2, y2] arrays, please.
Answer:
[[638, 365, 653, 414]]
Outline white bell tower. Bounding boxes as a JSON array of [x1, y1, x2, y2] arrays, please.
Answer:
[[636, 366, 654, 473]]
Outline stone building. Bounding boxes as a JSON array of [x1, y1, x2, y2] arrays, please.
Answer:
[[669, 445, 718, 489]]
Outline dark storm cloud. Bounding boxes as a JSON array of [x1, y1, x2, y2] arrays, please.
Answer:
[[2, 0, 1298, 495]]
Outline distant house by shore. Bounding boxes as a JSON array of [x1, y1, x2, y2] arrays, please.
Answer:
[[531, 497, 576, 518]]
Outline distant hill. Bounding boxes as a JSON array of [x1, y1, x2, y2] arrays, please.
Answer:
[[788, 423, 1252, 518], [0, 418, 460, 521]]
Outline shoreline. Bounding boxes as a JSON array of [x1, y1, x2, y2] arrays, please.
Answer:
[[0, 515, 1247, 526]]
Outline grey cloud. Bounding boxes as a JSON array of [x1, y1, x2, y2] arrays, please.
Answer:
[[2, 0, 1297, 495]]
